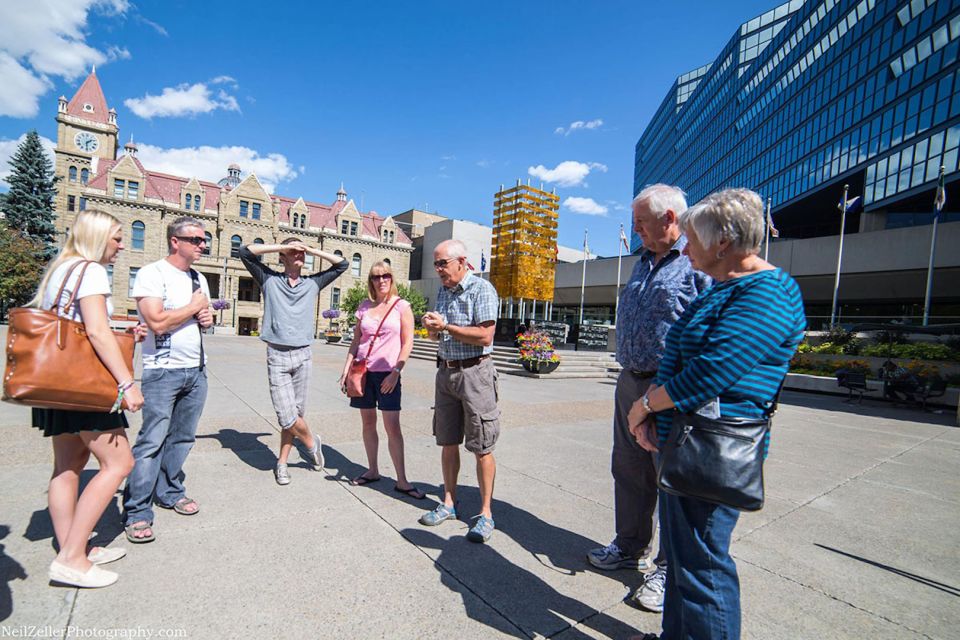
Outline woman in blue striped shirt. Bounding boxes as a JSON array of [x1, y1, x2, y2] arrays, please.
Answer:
[[627, 188, 805, 640]]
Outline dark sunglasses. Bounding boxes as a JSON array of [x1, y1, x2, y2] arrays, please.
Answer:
[[175, 236, 207, 246], [370, 274, 393, 281], [433, 257, 461, 269]]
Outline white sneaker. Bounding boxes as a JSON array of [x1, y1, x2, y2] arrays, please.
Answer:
[[631, 566, 666, 612], [299, 432, 324, 470], [274, 463, 291, 485]]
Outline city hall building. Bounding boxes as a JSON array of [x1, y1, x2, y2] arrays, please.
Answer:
[[628, 0, 960, 327], [51, 71, 412, 335]]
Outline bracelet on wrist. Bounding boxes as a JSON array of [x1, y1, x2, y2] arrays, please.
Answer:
[[640, 393, 653, 414]]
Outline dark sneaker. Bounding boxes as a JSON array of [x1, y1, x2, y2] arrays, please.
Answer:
[[466, 515, 495, 543], [587, 542, 650, 571], [274, 463, 291, 486], [631, 566, 666, 612], [419, 503, 457, 526]]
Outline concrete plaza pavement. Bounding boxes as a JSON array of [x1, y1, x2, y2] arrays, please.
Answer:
[[1, 334, 958, 639]]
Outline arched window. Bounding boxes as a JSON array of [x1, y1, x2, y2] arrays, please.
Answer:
[[254, 238, 264, 244], [131, 221, 145, 251], [383, 258, 391, 266], [334, 249, 343, 259], [300, 215, 307, 228], [351, 253, 362, 277], [203, 232, 212, 256], [193, 195, 200, 211], [292, 213, 299, 227], [231, 235, 242, 259], [80, 168, 89, 185], [185, 194, 192, 210], [68, 166, 77, 182]]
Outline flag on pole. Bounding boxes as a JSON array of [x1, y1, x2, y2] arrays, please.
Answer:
[[767, 209, 779, 238], [837, 195, 862, 214], [480, 250, 487, 271], [466, 260, 475, 271], [934, 170, 946, 220], [619, 224, 630, 251], [583, 231, 590, 260]]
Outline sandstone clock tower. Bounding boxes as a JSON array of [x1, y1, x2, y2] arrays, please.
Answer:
[[53, 68, 119, 230]]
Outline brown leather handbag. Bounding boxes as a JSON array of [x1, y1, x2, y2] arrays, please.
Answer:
[[346, 298, 401, 398], [3, 260, 136, 412]]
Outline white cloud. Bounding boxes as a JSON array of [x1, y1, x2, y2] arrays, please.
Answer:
[[606, 200, 627, 211], [0, 133, 56, 184], [563, 197, 608, 216], [476, 159, 492, 168], [124, 82, 241, 119], [527, 160, 607, 188], [134, 15, 168, 37], [136, 143, 298, 194], [210, 75, 237, 86], [440, 155, 456, 161], [555, 119, 604, 136], [0, 0, 131, 118]]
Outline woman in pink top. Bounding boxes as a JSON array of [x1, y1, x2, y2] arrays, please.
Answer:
[[339, 261, 425, 499]]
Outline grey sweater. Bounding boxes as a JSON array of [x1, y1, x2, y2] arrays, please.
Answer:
[[239, 246, 348, 347]]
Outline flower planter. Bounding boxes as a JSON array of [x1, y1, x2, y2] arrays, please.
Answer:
[[522, 360, 559, 374]]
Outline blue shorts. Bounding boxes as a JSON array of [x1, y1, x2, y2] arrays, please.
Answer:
[[349, 370, 402, 411]]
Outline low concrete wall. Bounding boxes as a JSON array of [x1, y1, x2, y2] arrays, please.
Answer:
[[785, 372, 959, 409]]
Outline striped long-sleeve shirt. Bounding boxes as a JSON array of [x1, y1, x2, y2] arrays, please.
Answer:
[[654, 268, 806, 450]]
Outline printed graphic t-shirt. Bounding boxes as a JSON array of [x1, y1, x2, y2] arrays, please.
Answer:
[[133, 259, 210, 369], [41, 259, 113, 321]]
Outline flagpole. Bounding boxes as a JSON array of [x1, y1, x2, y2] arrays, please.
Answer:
[[923, 166, 946, 326], [763, 197, 772, 261], [830, 184, 849, 329], [615, 224, 624, 325], [579, 229, 588, 325]]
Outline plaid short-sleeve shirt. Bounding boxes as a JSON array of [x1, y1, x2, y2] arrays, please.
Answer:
[[435, 272, 499, 360]]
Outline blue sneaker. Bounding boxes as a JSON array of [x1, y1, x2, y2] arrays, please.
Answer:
[[419, 503, 457, 526], [466, 515, 495, 543]]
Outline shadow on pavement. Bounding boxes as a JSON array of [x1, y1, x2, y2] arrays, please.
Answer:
[[815, 544, 960, 597], [779, 391, 957, 426], [399, 486, 646, 639], [24, 470, 124, 548], [0, 525, 27, 622], [196, 429, 275, 471]]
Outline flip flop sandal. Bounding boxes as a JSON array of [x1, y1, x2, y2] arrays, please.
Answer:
[[124, 522, 155, 544], [394, 485, 426, 500], [350, 475, 380, 486], [158, 496, 200, 516]]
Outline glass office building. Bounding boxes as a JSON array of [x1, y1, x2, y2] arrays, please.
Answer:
[[633, 0, 960, 247]]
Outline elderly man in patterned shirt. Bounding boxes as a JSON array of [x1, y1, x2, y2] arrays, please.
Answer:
[[419, 239, 501, 544], [588, 184, 711, 612]]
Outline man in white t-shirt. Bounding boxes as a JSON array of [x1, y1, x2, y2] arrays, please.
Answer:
[[122, 216, 213, 544]]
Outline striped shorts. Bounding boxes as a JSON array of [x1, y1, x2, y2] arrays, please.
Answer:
[[266, 343, 312, 429]]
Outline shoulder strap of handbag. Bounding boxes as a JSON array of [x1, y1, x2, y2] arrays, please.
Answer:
[[362, 298, 403, 361], [56, 260, 95, 316], [189, 269, 205, 372]]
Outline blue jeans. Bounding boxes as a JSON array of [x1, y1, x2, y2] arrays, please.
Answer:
[[123, 367, 207, 525], [660, 490, 741, 640]]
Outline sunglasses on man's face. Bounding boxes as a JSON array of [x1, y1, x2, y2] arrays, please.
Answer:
[[175, 236, 207, 246], [371, 274, 392, 281], [433, 257, 460, 269]]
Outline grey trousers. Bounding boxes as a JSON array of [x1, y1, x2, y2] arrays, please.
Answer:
[[612, 369, 666, 565]]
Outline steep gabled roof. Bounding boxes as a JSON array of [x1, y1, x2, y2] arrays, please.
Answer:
[[67, 70, 110, 125]]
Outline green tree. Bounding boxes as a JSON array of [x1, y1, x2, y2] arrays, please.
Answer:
[[0, 221, 46, 317], [1, 130, 57, 259], [340, 280, 428, 325]]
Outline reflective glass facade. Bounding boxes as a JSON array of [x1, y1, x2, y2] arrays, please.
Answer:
[[633, 0, 960, 252]]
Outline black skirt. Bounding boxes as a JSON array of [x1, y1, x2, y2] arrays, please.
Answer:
[[32, 408, 129, 438]]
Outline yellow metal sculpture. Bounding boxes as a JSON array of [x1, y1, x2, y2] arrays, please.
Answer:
[[490, 182, 559, 302]]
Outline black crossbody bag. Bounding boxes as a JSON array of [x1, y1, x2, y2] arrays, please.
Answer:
[[656, 379, 784, 512]]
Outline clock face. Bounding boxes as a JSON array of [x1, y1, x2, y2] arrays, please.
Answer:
[[74, 132, 99, 153]]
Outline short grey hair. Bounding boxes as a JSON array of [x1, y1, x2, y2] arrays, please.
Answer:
[[632, 184, 688, 220], [166, 216, 205, 251], [436, 239, 467, 259], [679, 188, 765, 253]]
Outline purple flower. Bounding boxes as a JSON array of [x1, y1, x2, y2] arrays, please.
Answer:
[[322, 309, 341, 319], [212, 299, 231, 311]]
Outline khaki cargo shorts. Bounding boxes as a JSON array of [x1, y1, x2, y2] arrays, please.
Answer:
[[433, 358, 500, 454]]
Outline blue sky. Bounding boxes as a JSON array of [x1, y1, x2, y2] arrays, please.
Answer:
[[0, 0, 777, 257]]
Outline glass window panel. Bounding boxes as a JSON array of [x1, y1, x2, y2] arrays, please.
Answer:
[[926, 158, 940, 181], [929, 131, 945, 155], [945, 147, 959, 172], [946, 125, 960, 150], [933, 25, 948, 50]]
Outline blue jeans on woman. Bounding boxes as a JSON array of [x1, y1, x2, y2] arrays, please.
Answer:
[[660, 490, 741, 640], [123, 367, 207, 525]]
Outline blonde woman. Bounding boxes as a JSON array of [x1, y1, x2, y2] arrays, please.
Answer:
[[30, 210, 143, 589], [339, 261, 424, 499]]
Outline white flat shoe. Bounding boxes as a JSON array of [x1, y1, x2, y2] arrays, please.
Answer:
[[49, 560, 118, 588], [87, 547, 126, 565]]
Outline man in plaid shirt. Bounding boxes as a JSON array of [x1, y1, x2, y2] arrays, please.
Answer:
[[419, 239, 501, 543]]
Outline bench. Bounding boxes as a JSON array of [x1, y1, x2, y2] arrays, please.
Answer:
[[918, 378, 948, 411], [836, 370, 873, 404]]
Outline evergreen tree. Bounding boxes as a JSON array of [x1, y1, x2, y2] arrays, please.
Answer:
[[0, 221, 45, 317], [1, 130, 57, 258]]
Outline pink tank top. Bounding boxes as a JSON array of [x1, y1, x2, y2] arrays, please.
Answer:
[[355, 298, 409, 372]]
